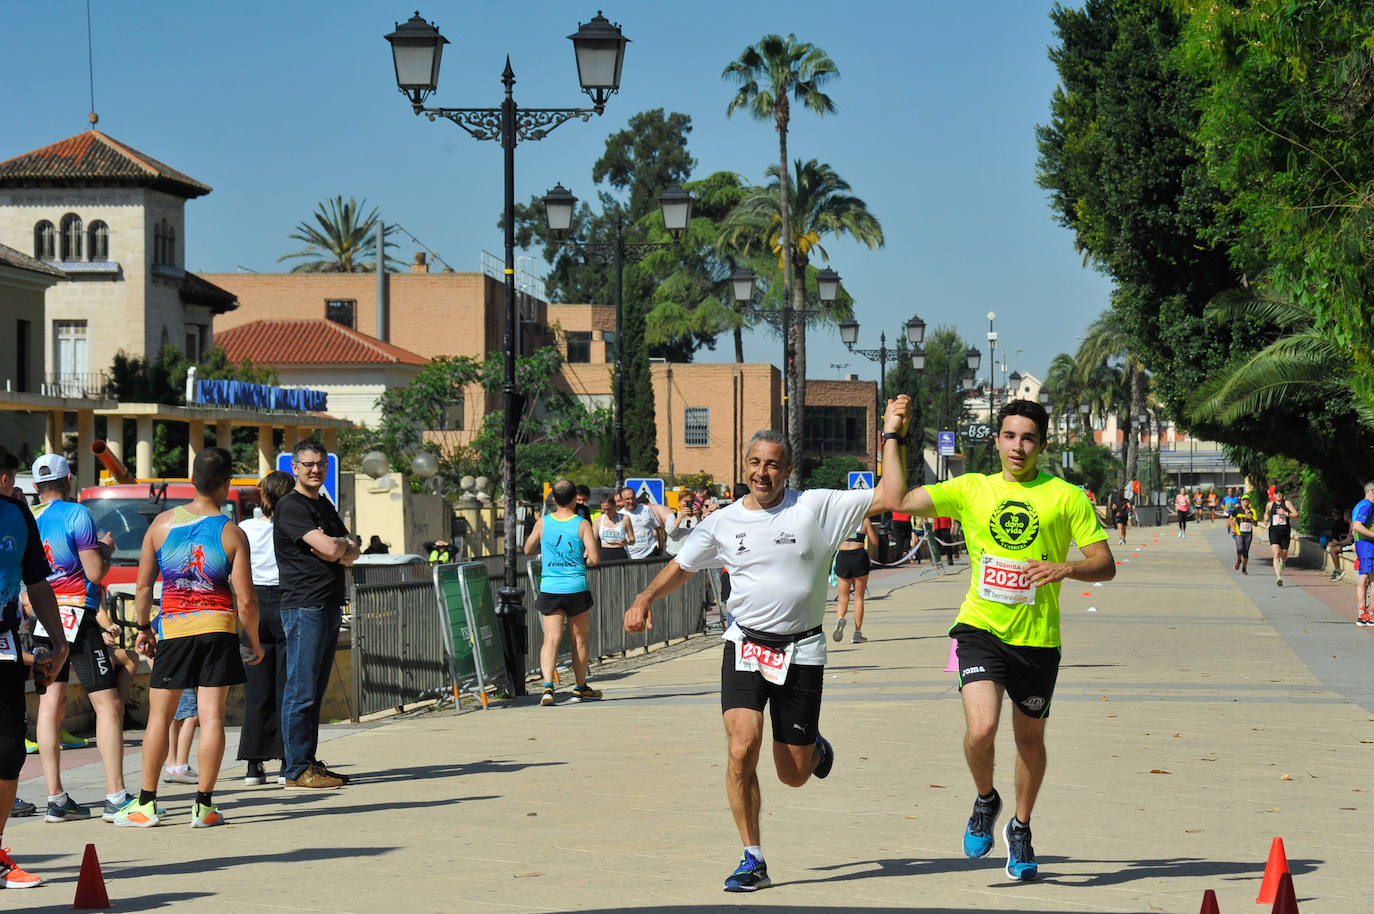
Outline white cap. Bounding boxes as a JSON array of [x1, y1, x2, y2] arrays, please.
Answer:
[[32, 453, 71, 481]]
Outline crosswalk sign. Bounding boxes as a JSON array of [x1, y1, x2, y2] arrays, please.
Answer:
[[847, 471, 874, 490], [277, 452, 339, 504], [623, 477, 665, 505]]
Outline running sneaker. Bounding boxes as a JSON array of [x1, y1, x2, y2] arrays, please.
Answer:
[[570, 684, 602, 702], [1333, 569, 1346, 582], [723, 851, 770, 892], [813, 734, 834, 779], [0, 847, 41, 889], [162, 766, 198, 785], [1241, 568, 1248, 575], [23, 739, 36, 755], [112, 797, 161, 828], [244, 760, 267, 786], [189, 802, 225, 828], [10, 797, 36, 818], [59, 729, 90, 750], [44, 795, 89, 823], [852, 630, 868, 644], [832, 617, 846, 642], [540, 683, 556, 707], [1276, 578, 1284, 587], [1357, 610, 1372, 627], [101, 791, 136, 822], [1234, 560, 1241, 570], [962, 789, 1002, 858], [314, 759, 351, 784], [1003, 818, 1038, 881], [284, 764, 343, 789]]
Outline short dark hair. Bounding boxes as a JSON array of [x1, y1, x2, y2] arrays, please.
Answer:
[[552, 479, 576, 507], [259, 470, 294, 517], [35, 478, 68, 497], [0, 445, 18, 475], [995, 399, 1049, 443], [293, 437, 327, 461], [576, 484, 591, 499], [192, 446, 234, 495]]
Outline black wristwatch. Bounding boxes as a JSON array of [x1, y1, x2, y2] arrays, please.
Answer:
[[880, 431, 900, 443], [137, 622, 154, 633]]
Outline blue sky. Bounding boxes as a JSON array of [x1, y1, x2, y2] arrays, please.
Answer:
[[4, 0, 1114, 387]]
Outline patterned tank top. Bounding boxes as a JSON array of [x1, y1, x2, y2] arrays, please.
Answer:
[[157, 507, 236, 639]]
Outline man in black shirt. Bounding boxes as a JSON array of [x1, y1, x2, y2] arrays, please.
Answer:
[[273, 438, 358, 789]]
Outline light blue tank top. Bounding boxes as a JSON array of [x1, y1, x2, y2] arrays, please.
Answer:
[[540, 514, 588, 594]]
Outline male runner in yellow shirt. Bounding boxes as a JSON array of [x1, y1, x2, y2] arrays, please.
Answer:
[[898, 399, 1115, 881]]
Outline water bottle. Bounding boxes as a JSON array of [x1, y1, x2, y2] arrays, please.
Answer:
[[32, 645, 53, 693]]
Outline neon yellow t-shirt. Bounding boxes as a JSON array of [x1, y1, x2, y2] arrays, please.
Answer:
[[927, 471, 1107, 648]]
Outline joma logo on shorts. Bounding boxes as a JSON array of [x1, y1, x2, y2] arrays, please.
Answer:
[[961, 665, 985, 676]]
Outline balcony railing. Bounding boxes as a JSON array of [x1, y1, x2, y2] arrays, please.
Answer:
[[41, 371, 111, 399]]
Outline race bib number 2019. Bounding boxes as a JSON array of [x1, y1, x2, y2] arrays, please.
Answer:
[[979, 554, 1036, 605], [736, 638, 795, 686]]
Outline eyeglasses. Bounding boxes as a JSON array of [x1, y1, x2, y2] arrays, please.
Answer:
[[295, 461, 326, 469]]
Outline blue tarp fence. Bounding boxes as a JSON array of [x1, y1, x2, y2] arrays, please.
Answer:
[[195, 379, 327, 412]]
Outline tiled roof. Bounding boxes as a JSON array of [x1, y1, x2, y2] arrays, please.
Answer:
[[0, 130, 211, 198], [0, 241, 65, 278], [216, 320, 429, 367]]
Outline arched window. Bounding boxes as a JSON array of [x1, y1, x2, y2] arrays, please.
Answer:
[[88, 221, 109, 261], [60, 213, 83, 261], [166, 224, 176, 266], [33, 221, 56, 260], [153, 219, 166, 265]]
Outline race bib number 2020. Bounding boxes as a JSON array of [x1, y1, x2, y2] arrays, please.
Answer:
[[979, 554, 1036, 605]]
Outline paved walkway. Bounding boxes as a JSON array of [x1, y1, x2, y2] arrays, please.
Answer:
[[9, 524, 1374, 912]]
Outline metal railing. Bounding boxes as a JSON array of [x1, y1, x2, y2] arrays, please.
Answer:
[[347, 556, 711, 716], [349, 578, 449, 719], [41, 371, 110, 399]]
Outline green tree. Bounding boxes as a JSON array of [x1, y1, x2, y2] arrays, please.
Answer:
[[593, 109, 696, 224], [1076, 310, 1149, 485], [802, 455, 866, 491], [724, 34, 839, 484], [278, 196, 397, 273]]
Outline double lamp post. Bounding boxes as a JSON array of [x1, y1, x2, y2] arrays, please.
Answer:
[[386, 10, 629, 690]]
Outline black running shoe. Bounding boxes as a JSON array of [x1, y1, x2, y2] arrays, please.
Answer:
[[813, 734, 835, 779], [723, 851, 770, 892]]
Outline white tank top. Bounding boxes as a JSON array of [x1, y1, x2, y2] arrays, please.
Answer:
[[598, 514, 627, 547]]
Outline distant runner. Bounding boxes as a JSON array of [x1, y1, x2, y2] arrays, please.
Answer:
[[1227, 494, 1259, 575], [1352, 483, 1374, 626], [1263, 489, 1298, 587]]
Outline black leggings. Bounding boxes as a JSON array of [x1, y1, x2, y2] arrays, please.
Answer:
[[1178, 512, 1189, 532]]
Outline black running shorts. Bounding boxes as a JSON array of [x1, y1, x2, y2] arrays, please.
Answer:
[[0, 657, 25, 779], [1269, 526, 1292, 550], [951, 623, 1061, 719], [720, 640, 823, 746], [34, 617, 119, 694], [151, 632, 246, 690], [834, 548, 871, 580], [535, 590, 593, 618]]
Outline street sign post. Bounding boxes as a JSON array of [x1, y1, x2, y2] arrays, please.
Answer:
[[938, 430, 956, 456], [623, 477, 665, 505], [847, 471, 875, 490]]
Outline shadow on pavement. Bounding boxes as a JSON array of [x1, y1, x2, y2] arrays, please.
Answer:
[[108, 845, 398, 879], [570, 907, 1077, 913], [229, 796, 499, 825], [24, 891, 213, 913], [358, 758, 566, 784]]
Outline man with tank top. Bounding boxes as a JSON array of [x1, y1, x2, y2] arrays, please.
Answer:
[[28, 453, 132, 824], [524, 479, 601, 705], [1262, 488, 1299, 587], [115, 447, 263, 829], [595, 492, 633, 562]]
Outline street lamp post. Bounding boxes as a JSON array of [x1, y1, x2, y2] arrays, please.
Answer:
[[543, 182, 692, 491], [731, 266, 842, 442], [386, 11, 628, 690], [985, 311, 998, 416], [936, 345, 981, 481], [838, 315, 927, 407]]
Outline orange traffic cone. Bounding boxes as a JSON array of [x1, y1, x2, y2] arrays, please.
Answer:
[[1270, 872, 1299, 913], [1256, 837, 1290, 904], [1199, 888, 1220, 914], [943, 639, 959, 673], [72, 843, 110, 909]]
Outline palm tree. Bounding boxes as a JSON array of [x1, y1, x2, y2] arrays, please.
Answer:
[[1076, 310, 1149, 484], [1187, 290, 1374, 428], [278, 196, 395, 273], [724, 35, 839, 481], [719, 159, 883, 468]]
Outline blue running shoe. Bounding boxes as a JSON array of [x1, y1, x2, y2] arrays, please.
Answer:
[[813, 734, 834, 779], [1003, 817, 1038, 881], [962, 789, 1001, 858], [723, 851, 770, 892], [102, 791, 137, 822], [44, 795, 89, 824], [11, 797, 36, 817]]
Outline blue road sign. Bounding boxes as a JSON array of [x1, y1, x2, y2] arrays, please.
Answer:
[[624, 477, 665, 505], [938, 430, 957, 456], [847, 471, 875, 490], [277, 452, 339, 505]]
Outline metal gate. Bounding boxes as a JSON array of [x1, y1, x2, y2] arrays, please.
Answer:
[[349, 578, 448, 719]]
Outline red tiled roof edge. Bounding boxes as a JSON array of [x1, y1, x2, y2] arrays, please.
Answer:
[[215, 320, 429, 367]]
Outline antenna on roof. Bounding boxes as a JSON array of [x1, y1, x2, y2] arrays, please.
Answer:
[[86, 0, 98, 128]]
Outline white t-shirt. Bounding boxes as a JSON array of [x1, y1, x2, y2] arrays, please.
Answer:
[[623, 503, 661, 559], [239, 516, 280, 587], [664, 513, 697, 556], [675, 488, 871, 643]]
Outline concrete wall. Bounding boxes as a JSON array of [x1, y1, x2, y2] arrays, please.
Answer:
[[351, 471, 449, 556], [273, 363, 422, 429]]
